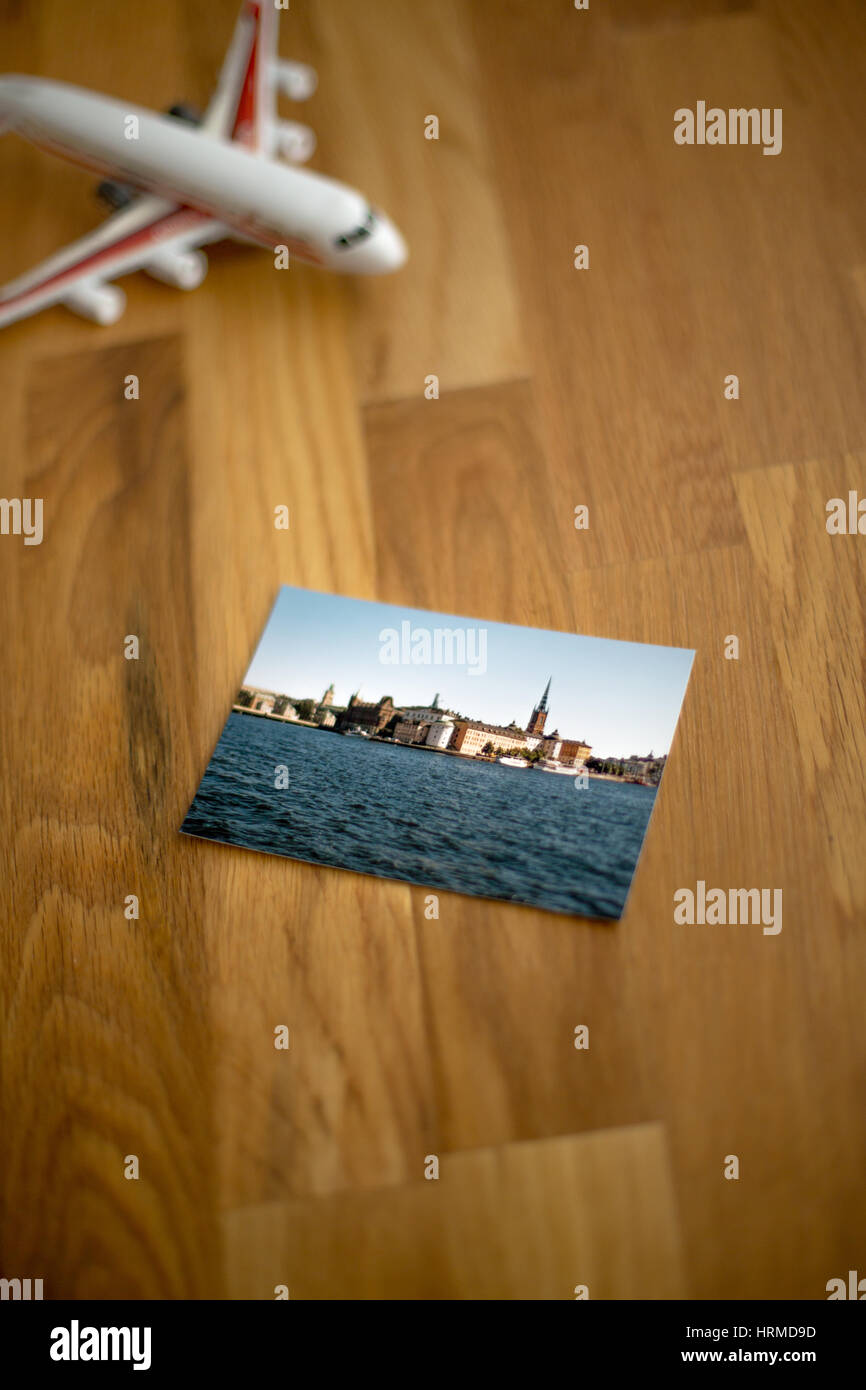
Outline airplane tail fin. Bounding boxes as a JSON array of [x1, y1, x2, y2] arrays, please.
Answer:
[[202, 1, 279, 149]]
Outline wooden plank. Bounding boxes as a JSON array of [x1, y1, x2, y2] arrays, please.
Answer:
[[365, 380, 571, 624], [1, 338, 221, 1297], [211, 846, 439, 1206], [469, 0, 866, 567], [285, 0, 528, 404], [223, 1122, 686, 1299]]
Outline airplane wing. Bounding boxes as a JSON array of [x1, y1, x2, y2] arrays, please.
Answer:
[[202, 0, 317, 160], [0, 196, 227, 329]]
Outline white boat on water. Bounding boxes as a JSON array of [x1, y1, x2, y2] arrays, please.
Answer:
[[496, 756, 530, 768], [535, 759, 584, 775]]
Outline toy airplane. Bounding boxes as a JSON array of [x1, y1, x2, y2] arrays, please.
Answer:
[[0, 1, 407, 329]]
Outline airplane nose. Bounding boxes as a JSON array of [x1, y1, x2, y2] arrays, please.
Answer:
[[377, 218, 408, 271], [349, 217, 408, 275]]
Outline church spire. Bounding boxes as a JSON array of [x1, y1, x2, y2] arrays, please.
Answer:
[[527, 678, 552, 735]]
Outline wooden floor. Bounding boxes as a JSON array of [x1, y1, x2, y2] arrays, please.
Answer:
[[2, 0, 865, 1300]]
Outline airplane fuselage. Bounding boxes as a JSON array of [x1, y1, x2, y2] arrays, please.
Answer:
[[0, 76, 406, 273]]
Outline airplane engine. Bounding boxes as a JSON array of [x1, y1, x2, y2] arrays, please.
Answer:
[[62, 281, 126, 325], [145, 248, 208, 290], [275, 120, 316, 163], [274, 60, 317, 101]]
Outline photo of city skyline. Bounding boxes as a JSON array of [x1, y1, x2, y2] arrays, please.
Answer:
[[182, 586, 695, 920], [242, 586, 694, 759]]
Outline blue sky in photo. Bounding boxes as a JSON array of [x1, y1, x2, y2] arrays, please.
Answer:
[[243, 586, 695, 759]]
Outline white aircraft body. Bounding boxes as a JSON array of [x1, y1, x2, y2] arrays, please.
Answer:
[[0, 1, 407, 328]]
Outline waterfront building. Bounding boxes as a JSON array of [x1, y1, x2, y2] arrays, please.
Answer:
[[557, 737, 592, 767], [394, 719, 424, 745], [539, 730, 563, 760], [313, 683, 337, 726], [534, 719, 591, 768], [400, 704, 448, 723], [335, 693, 397, 735], [237, 685, 281, 710], [236, 685, 292, 715], [426, 718, 455, 749], [623, 753, 665, 783], [449, 684, 591, 763], [450, 721, 542, 758], [395, 714, 455, 748], [393, 695, 456, 749], [399, 694, 448, 724]]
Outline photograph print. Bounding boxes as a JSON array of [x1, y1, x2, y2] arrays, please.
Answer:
[[182, 586, 695, 920]]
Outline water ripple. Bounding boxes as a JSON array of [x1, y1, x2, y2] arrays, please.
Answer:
[[181, 714, 659, 920]]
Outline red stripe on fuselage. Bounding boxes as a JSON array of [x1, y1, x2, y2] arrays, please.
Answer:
[[5, 126, 325, 266]]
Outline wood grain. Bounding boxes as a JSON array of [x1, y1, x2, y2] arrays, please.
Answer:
[[223, 1123, 686, 1300], [286, 0, 529, 405], [2, 338, 219, 1298], [1, 0, 865, 1300]]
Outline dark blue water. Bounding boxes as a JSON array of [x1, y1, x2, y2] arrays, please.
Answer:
[[182, 713, 659, 919]]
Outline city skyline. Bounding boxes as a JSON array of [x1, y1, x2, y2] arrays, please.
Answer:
[[243, 587, 694, 758]]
